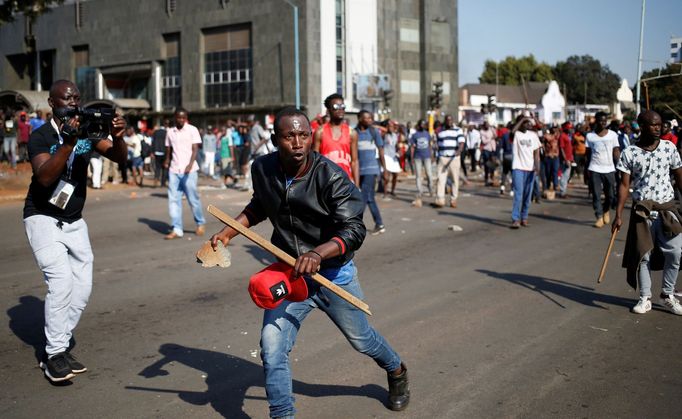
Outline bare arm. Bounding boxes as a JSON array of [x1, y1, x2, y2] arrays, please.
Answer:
[[31, 116, 80, 187], [185, 143, 199, 174], [95, 116, 127, 164], [350, 128, 360, 186], [312, 126, 323, 152], [612, 171, 631, 232], [210, 212, 252, 250]]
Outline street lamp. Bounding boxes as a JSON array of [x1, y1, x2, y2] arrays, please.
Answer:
[[282, 0, 301, 109], [635, 0, 646, 114]]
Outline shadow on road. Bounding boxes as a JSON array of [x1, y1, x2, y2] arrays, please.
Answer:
[[529, 212, 594, 227], [476, 269, 633, 310], [437, 210, 509, 228], [7, 295, 46, 363], [244, 244, 276, 266], [138, 217, 171, 234], [127, 343, 386, 418]]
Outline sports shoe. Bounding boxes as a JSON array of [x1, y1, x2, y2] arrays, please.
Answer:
[[371, 225, 386, 235], [661, 294, 682, 315], [431, 199, 445, 208], [449, 201, 457, 208], [510, 220, 521, 229], [64, 352, 87, 374], [631, 296, 652, 314], [40, 353, 76, 382], [411, 198, 422, 208], [520, 219, 529, 227], [594, 217, 605, 228], [603, 212, 610, 224]]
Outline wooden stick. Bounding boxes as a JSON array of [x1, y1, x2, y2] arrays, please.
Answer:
[[597, 229, 618, 283], [207, 205, 372, 315]]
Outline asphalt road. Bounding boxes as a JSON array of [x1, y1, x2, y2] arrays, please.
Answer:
[[1, 175, 681, 418]]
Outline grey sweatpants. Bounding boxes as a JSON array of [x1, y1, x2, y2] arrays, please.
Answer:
[[24, 215, 93, 356]]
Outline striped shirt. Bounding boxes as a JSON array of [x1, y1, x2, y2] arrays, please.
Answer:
[[436, 127, 465, 157]]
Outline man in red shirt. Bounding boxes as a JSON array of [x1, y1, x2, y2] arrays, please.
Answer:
[[312, 93, 359, 185], [558, 122, 574, 198], [662, 120, 678, 146], [17, 111, 31, 162]]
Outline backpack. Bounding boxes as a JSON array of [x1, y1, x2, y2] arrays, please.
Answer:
[[140, 136, 152, 158]]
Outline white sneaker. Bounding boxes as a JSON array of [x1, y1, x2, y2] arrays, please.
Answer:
[[631, 296, 652, 314], [661, 295, 682, 315]]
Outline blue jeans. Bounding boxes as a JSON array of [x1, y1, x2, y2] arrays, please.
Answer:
[[260, 270, 402, 418], [638, 217, 682, 297], [360, 174, 383, 227], [512, 169, 535, 222], [168, 171, 206, 236]]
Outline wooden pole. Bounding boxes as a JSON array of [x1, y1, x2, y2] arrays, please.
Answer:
[[597, 229, 618, 283], [207, 205, 372, 315]]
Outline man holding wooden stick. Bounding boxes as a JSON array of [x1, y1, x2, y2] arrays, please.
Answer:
[[210, 107, 409, 418], [612, 110, 682, 315]]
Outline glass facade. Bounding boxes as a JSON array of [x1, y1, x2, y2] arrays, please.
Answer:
[[203, 25, 252, 107], [162, 34, 181, 109], [335, 0, 345, 95]]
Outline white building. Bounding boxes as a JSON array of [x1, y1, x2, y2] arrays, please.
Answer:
[[458, 81, 565, 126], [670, 36, 682, 64]]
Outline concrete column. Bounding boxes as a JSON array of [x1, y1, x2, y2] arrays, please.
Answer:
[[152, 61, 162, 112]]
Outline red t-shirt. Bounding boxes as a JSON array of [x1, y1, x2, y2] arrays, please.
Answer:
[[559, 132, 574, 161], [662, 132, 678, 146], [17, 120, 31, 143], [320, 122, 353, 179]]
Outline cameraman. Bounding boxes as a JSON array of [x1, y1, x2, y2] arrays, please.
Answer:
[[23, 80, 126, 382]]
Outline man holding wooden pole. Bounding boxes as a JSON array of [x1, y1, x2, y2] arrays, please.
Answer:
[[210, 107, 409, 418], [612, 110, 682, 315]]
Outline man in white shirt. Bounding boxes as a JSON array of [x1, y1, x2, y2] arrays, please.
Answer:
[[585, 112, 620, 228], [434, 115, 465, 208], [163, 108, 206, 240], [510, 115, 541, 229], [466, 124, 481, 173]]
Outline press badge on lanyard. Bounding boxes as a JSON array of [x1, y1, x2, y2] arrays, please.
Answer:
[[48, 130, 78, 210]]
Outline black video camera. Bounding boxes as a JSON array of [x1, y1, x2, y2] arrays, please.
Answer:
[[54, 107, 116, 139]]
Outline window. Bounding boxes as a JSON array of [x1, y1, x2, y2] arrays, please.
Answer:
[[75, 0, 84, 29], [162, 34, 181, 109], [73, 45, 94, 102], [202, 25, 252, 107], [672, 43, 678, 49], [166, 0, 176, 15], [335, 0, 345, 94]]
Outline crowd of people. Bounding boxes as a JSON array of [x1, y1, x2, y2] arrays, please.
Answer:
[[14, 78, 682, 419]]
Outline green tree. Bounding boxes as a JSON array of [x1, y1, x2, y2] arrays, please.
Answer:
[[640, 64, 682, 121], [0, 0, 63, 26], [479, 55, 554, 85], [553, 55, 620, 105]]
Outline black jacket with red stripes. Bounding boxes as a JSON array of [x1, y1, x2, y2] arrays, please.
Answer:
[[243, 151, 366, 268]]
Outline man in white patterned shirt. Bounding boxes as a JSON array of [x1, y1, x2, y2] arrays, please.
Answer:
[[613, 110, 682, 316]]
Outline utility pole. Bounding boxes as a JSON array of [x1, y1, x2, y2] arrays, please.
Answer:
[[635, 0, 646, 114]]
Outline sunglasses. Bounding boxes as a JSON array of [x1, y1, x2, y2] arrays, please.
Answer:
[[331, 103, 346, 110]]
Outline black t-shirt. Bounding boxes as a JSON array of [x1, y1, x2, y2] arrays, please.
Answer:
[[23, 122, 99, 223], [152, 128, 167, 154]]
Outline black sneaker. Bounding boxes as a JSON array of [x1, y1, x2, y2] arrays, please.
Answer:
[[64, 352, 87, 374], [40, 353, 76, 382], [371, 225, 386, 235]]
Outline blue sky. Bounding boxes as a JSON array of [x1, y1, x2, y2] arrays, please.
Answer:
[[458, 0, 680, 86]]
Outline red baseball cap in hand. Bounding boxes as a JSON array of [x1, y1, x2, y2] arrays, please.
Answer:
[[248, 262, 309, 309]]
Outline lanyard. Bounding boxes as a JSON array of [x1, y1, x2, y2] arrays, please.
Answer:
[[51, 118, 77, 180]]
